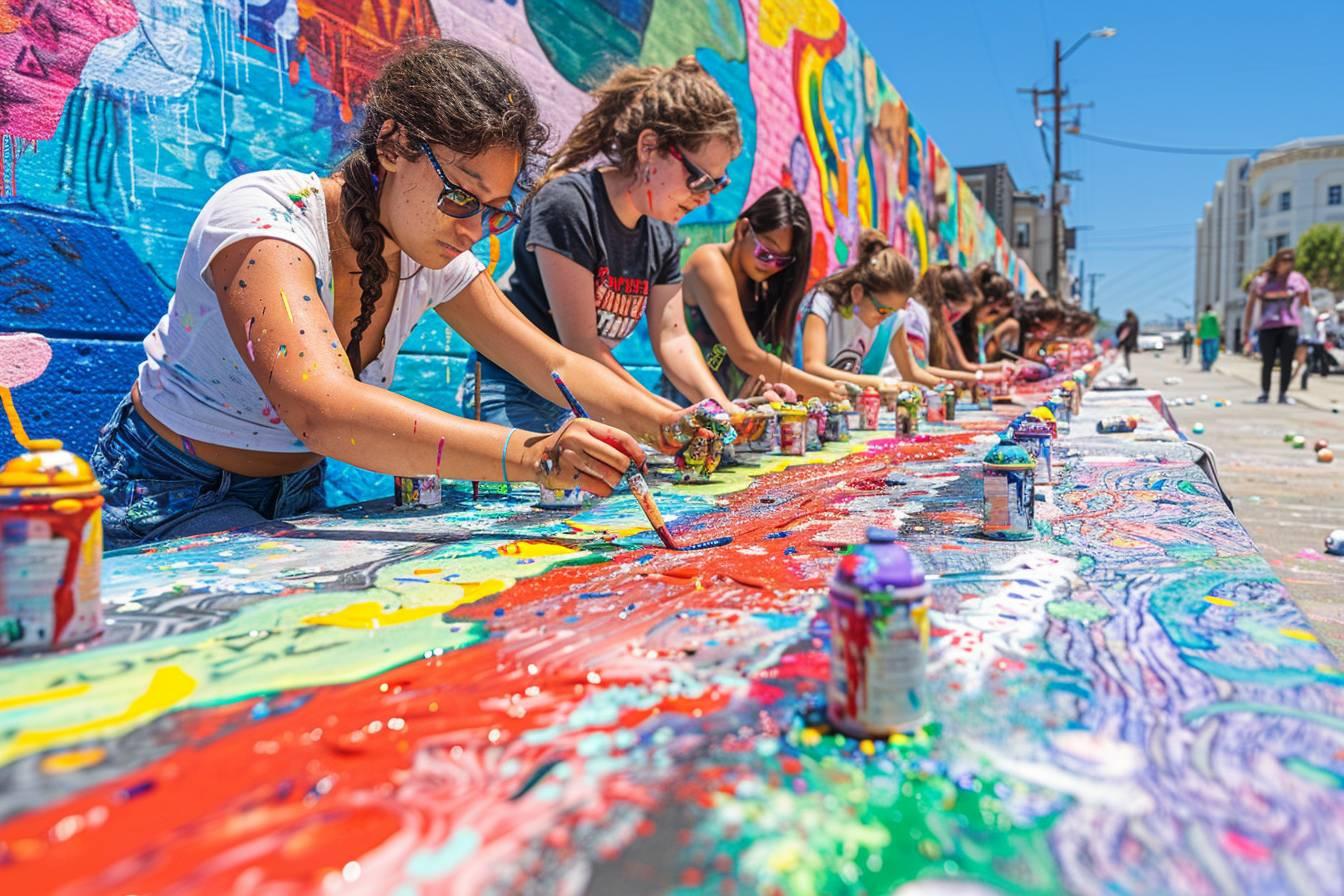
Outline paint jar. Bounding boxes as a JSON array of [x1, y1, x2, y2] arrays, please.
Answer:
[[825, 406, 850, 442], [924, 390, 945, 423], [982, 433, 1035, 540], [538, 487, 586, 509], [826, 526, 931, 737], [976, 382, 994, 411], [894, 391, 920, 435], [1011, 408, 1056, 485], [1095, 415, 1138, 434], [744, 407, 778, 452], [0, 449, 104, 653], [394, 475, 442, 508], [858, 387, 881, 430], [777, 406, 807, 456], [806, 399, 827, 450], [1046, 391, 1071, 434]]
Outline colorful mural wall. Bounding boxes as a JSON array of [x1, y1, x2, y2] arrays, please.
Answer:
[[0, 0, 1041, 501]]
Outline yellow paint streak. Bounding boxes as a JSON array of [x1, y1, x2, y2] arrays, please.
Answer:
[[497, 540, 579, 559], [1204, 596, 1236, 607], [1279, 627, 1318, 642], [280, 289, 294, 322], [564, 521, 651, 538], [0, 666, 196, 764], [303, 580, 506, 629], [413, 568, 443, 575], [0, 682, 90, 712], [40, 746, 107, 774]]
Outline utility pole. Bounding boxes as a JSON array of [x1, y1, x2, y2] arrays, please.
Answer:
[[1017, 28, 1116, 300], [1052, 40, 1062, 301], [1087, 273, 1104, 314]]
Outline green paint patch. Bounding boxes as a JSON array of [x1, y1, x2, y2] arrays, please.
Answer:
[[674, 725, 1065, 895], [1046, 600, 1110, 624]]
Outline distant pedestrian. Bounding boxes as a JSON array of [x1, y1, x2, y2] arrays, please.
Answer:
[[1242, 248, 1311, 404], [1292, 299, 1320, 389], [1116, 309, 1140, 372], [1197, 304, 1221, 371], [1179, 325, 1194, 363]]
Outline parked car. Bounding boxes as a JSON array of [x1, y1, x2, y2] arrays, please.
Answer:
[[1137, 333, 1165, 352]]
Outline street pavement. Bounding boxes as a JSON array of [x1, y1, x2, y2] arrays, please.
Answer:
[[1124, 346, 1344, 659]]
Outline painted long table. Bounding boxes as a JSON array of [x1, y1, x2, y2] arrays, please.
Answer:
[[2, 388, 1341, 895]]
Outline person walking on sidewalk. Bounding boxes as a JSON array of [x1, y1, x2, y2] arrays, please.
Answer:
[[1243, 247, 1311, 404], [1116, 309, 1140, 373], [1198, 304, 1221, 371], [1179, 325, 1194, 364]]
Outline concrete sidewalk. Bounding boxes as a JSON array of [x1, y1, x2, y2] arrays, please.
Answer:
[[1130, 349, 1344, 659], [1211, 349, 1344, 413]]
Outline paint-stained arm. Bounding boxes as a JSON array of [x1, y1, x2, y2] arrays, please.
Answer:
[[439, 270, 702, 451], [647, 283, 740, 411], [209, 237, 639, 494], [682, 247, 847, 401]]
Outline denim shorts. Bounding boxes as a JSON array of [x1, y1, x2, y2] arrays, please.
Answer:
[[90, 394, 327, 550], [460, 352, 573, 433]]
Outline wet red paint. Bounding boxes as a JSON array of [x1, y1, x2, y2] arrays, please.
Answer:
[[0, 434, 977, 891]]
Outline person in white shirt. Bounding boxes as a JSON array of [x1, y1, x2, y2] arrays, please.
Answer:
[[90, 40, 720, 547]]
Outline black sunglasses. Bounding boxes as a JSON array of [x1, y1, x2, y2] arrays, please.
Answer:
[[417, 140, 521, 236], [667, 144, 730, 195]]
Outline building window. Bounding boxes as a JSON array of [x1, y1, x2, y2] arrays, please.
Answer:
[[1278, 191, 1291, 212], [1329, 185, 1342, 206], [1014, 222, 1030, 249], [1268, 234, 1289, 257]]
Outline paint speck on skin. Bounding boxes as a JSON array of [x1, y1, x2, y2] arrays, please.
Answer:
[[280, 290, 294, 322]]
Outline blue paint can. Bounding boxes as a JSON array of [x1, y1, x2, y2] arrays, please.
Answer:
[[982, 433, 1035, 540]]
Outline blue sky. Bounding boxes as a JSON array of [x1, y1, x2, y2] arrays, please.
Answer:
[[839, 0, 1344, 322]]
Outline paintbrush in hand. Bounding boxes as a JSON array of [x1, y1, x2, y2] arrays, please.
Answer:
[[549, 370, 679, 550]]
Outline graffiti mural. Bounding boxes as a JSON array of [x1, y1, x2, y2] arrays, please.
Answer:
[[0, 0, 1042, 501]]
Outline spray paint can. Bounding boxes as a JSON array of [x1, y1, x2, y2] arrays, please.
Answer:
[[0, 449, 104, 653], [1012, 407, 1057, 484], [924, 389, 945, 423], [745, 407, 778, 452], [1095, 415, 1139, 434], [1047, 390, 1071, 434], [943, 389, 957, 422], [394, 475, 442, 508], [778, 405, 807, 456], [806, 399, 828, 450], [825, 402, 851, 441], [826, 526, 931, 737], [858, 387, 881, 430], [982, 433, 1035, 540]]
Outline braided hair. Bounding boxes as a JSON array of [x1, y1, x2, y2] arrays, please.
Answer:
[[335, 39, 548, 372]]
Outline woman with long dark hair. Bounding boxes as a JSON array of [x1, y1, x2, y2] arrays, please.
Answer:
[[672, 188, 846, 401], [88, 41, 707, 547], [1243, 247, 1311, 403]]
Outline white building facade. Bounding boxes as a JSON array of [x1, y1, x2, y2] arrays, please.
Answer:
[[1196, 135, 1344, 346]]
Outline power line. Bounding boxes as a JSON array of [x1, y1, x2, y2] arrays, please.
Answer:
[[1070, 131, 1265, 156]]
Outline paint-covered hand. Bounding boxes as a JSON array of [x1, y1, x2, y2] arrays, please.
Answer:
[[526, 419, 644, 497], [656, 399, 737, 457]]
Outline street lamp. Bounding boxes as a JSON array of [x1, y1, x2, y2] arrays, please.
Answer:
[[1047, 27, 1116, 299]]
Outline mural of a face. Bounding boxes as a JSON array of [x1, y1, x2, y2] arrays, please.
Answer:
[[0, 0, 139, 140]]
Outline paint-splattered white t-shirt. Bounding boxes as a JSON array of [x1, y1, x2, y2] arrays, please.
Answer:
[[136, 169, 483, 452]]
